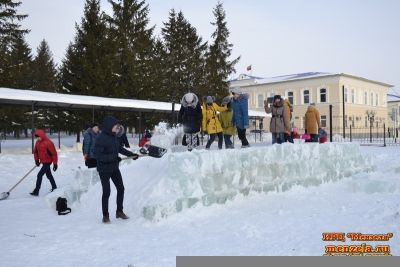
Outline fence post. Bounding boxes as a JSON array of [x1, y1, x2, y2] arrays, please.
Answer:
[[369, 122, 372, 143], [329, 105, 333, 142], [350, 125, 352, 142], [383, 123, 386, 147]]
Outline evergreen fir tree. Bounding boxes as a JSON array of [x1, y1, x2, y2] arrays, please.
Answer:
[[161, 9, 207, 103], [32, 39, 58, 91], [205, 2, 240, 101], [107, 0, 155, 100]]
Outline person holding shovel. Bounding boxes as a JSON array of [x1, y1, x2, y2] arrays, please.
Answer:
[[30, 129, 58, 196], [94, 116, 139, 224]]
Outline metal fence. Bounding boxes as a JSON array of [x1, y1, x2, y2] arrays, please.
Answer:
[[298, 124, 400, 146]]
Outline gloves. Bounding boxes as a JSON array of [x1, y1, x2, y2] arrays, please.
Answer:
[[117, 156, 122, 162], [83, 154, 88, 161], [127, 152, 139, 160], [35, 160, 40, 167], [53, 164, 58, 172]]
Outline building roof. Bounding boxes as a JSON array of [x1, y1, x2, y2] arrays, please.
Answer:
[[387, 88, 400, 102], [232, 72, 394, 88], [0, 87, 269, 118]]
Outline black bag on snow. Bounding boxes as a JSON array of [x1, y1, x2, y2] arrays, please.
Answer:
[[56, 197, 72, 215]]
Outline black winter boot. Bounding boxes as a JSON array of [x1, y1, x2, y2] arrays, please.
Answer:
[[102, 214, 110, 224], [30, 189, 39, 196], [116, 211, 129, 220]]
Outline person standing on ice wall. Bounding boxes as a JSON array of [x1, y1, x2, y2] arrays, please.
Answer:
[[202, 96, 227, 149], [30, 129, 58, 196], [82, 123, 99, 168], [94, 116, 139, 224], [264, 95, 290, 144], [230, 87, 250, 148], [178, 92, 202, 151], [304, 103, 321, 143], [218, 96, 235, 149]]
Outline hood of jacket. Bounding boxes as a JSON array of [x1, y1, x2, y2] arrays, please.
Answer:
[[34, 129, 48, 140], [181, 94, 199, 108], [307, 105, 317, 113], [102, 116, 119, 135]]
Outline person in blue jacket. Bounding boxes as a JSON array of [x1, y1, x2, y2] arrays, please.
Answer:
[[230, 87, 250, 148], [82, 123, 99, 168], [94, 116, 139, 224]]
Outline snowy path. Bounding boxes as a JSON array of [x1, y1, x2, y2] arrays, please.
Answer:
[[0, 146, 399, 266]]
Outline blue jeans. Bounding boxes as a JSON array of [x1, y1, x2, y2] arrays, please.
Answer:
[[206, 132, 223, 149], [272, 133, 285, 144], [223, 134, 234, 148]]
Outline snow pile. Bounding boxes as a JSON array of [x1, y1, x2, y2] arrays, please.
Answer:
[[150, 122, 183, 149], [138, 143, 372, 220], [45, 143, 372, 221]]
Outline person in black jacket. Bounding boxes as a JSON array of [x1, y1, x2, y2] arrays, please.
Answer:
[[117, 125, 130, 148], [94, 116, 139, 224], [178, 92, 202, 151]]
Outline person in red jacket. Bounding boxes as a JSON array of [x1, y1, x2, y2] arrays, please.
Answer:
[[30, 129, 58, 196]]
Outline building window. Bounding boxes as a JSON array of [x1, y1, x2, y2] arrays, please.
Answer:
[[376, 93, 379, 106], [370, 93, 374, 106], [303, 90, 310, 104], [257, 94, 264, 108], [344, 88, 348, 103], [351, 89, 355, 103], [320, 88, 327, 103], [364, 91, 368, 105], [321, 115, 327, 127], [287, 91, 294, 105]]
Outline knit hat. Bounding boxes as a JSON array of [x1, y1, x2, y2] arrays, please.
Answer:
[[205, 96, 214, 104], [273, 95, 282, 101], [229, 87, 242, 95], [222, 96, 231, 105]]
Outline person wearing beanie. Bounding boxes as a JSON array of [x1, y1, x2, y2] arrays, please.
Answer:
[[264, 94, 290, 144], [30, 129, 58, 196], [178, 92, 202, 151], [94, 116, 139, 224], [202, 95, 227, 149], [82, 123, 100, 168], [218, 96, 235, 149], [230, 88, 250, 148]]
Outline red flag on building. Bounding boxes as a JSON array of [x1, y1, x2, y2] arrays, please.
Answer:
[[246, 65, 252, 71]]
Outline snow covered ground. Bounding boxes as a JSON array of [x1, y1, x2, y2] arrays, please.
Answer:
[[0, 140, 399, 266]]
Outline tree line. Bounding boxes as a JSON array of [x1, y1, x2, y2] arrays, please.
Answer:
[[0, 0, 239, 138]]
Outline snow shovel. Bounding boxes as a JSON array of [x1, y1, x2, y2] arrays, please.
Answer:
[[0, 165, 37, 200]]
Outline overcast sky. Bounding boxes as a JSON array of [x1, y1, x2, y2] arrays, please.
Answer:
[[19, 0, 400, 89]]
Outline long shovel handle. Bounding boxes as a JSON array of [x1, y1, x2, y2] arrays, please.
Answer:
[[120, 154, 146, 161], [7, 165, 37, 193]]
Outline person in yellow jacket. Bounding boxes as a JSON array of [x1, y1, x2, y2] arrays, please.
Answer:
[[283, 98, 294, 143], [304, 103, 321, 143], [218, 96, 235, 149], [202, 96, 227, 149]]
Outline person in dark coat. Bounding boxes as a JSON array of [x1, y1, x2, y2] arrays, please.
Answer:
[[94, 116, 139, 224], [30, 129, 58, 196], [117, 125, 130, 148], [82, 123, 99, 168], [178, 92, 202, 151]]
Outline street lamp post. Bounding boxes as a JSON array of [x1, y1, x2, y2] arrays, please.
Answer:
[[366, 110, 376, 143]]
